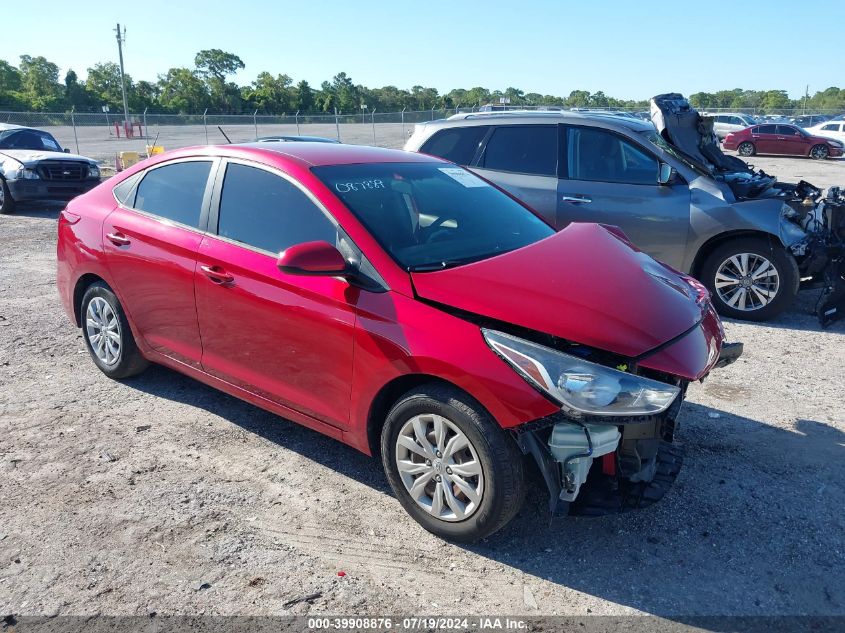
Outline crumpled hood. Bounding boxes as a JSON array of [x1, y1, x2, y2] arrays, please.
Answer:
[[410, 223, 706, 359], [0, 149, 96, 167]]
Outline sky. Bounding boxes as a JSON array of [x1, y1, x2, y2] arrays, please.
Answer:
[[4, 0, 843, 101]]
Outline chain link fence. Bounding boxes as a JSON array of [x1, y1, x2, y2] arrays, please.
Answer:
[[2, 106, 842, 165]]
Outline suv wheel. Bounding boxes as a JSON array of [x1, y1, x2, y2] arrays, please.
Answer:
[[0, 178, 15, 215], [737, 141, 756, 157], [701, 237, 798, 321], [381, 383, 525, 542], [81, 282, 149, 379]]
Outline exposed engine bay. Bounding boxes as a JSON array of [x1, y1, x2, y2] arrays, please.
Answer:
[[651, 93, 845, 326]]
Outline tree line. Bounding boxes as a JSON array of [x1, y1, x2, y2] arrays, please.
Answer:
[[1, 50, 844, 115]]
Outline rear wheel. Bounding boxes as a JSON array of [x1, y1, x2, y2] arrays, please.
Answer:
[[0, 178, 15, 215], [81, 282, 149, 379], [809, 144, 829, 160], [701, 237, 798, 321], [381, 383, 525, 542], [737, 141, 756, 157]]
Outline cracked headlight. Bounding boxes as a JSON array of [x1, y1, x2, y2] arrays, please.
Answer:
[[482, 329, 680, 416]]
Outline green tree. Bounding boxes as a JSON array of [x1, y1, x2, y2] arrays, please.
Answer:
[[0, 60, 22, 93], [194, 49, 245, 113], [157, 68, 209, 113], [566, 90, 591, 107], [294, 80, 315, 112], [19, 55, 62, 109], [245, 72, 293, 113], [64, 70, 91, 110], [85, 62, 130, 111]]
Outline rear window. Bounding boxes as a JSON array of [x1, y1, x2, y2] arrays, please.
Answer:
[[419, 126, 488, 165], [480, 125, 558, 176]]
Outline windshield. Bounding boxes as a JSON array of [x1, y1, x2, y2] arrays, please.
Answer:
[[312, 162, 554, 271], [0, 129, 63, 151], [638, 129, 711, 177]]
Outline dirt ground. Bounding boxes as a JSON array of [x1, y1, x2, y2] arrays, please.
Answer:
[[0, 155, 843, 622]]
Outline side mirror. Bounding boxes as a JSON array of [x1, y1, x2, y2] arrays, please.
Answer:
[[657, 162, 676, 185], [63, 148, 70, 153], [277, 241, 348, 276]]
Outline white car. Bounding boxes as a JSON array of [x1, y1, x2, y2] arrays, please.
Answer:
[[806, 120, 845, 144], [706, 113, 758, 140]]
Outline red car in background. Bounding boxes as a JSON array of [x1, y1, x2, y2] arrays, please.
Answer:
[[723, 123, 844, 159], [56, 143, 738, 541]]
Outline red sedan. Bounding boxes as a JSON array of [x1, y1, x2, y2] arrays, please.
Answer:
[[57, 143, 735, 541], [723, 123, 844, 159]]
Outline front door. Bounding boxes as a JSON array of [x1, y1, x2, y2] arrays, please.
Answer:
[[195, 161, 357, 429], [102, 159, 215, 368], [557, 125, 691, 270], [776, 125, 808, 155]]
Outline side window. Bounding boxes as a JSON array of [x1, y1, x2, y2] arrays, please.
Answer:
[[567, 127, 658, 186], [217, 163, 337, 254], [821, 123, 837, 131], [777, 125, 799, 136], [113, 172, 143, 206], [134, 161, 212, 228], [480, 125, 557, 176], [419, 126, 489, 165], [757, 125, 777, 134], [730, 116, 744, 126]]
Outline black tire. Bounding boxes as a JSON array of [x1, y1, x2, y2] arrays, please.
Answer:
[[80, 281, 149, 379], [381, 383, 525, 542], [700, 237, 799, 321], [0, 178, 16, 215], [809, 144, 829, 160], [737, 141, 756, 157]]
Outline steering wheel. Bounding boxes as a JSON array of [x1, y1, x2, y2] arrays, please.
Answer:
[[421, 215, 459, 243]]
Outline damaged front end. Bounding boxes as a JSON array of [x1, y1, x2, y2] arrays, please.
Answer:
[[651, 93, 845, 326]]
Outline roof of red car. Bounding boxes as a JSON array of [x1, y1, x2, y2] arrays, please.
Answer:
[[233, 142, 442, 167]]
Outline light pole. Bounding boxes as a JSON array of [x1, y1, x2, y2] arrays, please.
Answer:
[[114, 23, 131, 136]]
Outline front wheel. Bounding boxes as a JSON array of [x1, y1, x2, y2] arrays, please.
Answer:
[[81, 282, 149, 379], [737, 141, 756, 157], [701, 237, 799, 321], [0, 178, 16, 215], [381, 384, 525, 542], [809, 144, 829, 160]]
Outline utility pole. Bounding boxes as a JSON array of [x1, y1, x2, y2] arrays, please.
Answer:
[[114, 23, 131, 136], [802, 84, 809, 115]]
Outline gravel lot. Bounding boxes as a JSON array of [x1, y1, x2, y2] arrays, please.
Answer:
[[0, 155, 843, 622]]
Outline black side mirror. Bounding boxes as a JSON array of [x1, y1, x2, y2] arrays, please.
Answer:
[[63, 148, 70, 153], [657, 162, 677, 185]]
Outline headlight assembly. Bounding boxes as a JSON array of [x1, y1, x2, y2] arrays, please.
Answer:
[[482, 329, 680, 416], [88, 164, 100, 179]]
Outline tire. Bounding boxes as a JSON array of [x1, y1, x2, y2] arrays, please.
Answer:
[[737, 141, 756, 157], [0, 178, 16, 215], [80, 281, 149, 379], [700, 237, 799, 321], [381, 383, 525, 542], [809, 144, 829, 160]]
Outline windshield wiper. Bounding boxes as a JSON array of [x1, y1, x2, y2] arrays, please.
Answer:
[[407, 258, 478, 272]]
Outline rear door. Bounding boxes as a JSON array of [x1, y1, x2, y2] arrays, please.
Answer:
[[470, 124, 559, 225], [753, 124, 779, 153], [194, 160, 357, 429], [558, 125, 691, 269], [103, 159, 215, 368]]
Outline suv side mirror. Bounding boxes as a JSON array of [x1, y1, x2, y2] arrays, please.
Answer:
[[277, 241, 348, 276], [657, 162, 676, 185], [63, 148, 70, 153]]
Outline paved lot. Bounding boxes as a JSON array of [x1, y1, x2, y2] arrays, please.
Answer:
[[0, 155, 843, 622]]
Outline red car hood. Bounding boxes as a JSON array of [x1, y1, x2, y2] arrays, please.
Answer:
[[410, 223, 707, 359]]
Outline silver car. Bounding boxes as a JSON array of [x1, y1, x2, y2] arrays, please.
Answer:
[[404, 96, 845, 324]]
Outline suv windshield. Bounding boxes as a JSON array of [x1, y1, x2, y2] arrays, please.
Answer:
[[0, 128, 63, 151], [638, 129, 711, 177], [312, 162, 554, 271]]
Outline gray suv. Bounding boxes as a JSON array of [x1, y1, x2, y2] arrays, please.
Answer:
[[404, 98, 845, 323]]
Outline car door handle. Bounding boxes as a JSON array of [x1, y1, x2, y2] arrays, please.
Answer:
[[561, 195, 592, 204], [106, 232, 131, 246], [200, 265, 234, 284]]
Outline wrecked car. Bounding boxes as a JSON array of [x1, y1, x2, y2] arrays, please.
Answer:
[[57, 143, 740, 541], [405, 97, 845, 324], [0, 123, 101, 214]]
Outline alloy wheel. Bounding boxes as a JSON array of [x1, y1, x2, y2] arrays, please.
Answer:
[[714, 252, 780, 311], [738, 142, 754, 156], [810, 145, 829, 159], [394, 413, 484, 522], [86, 297, 122, 365]]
